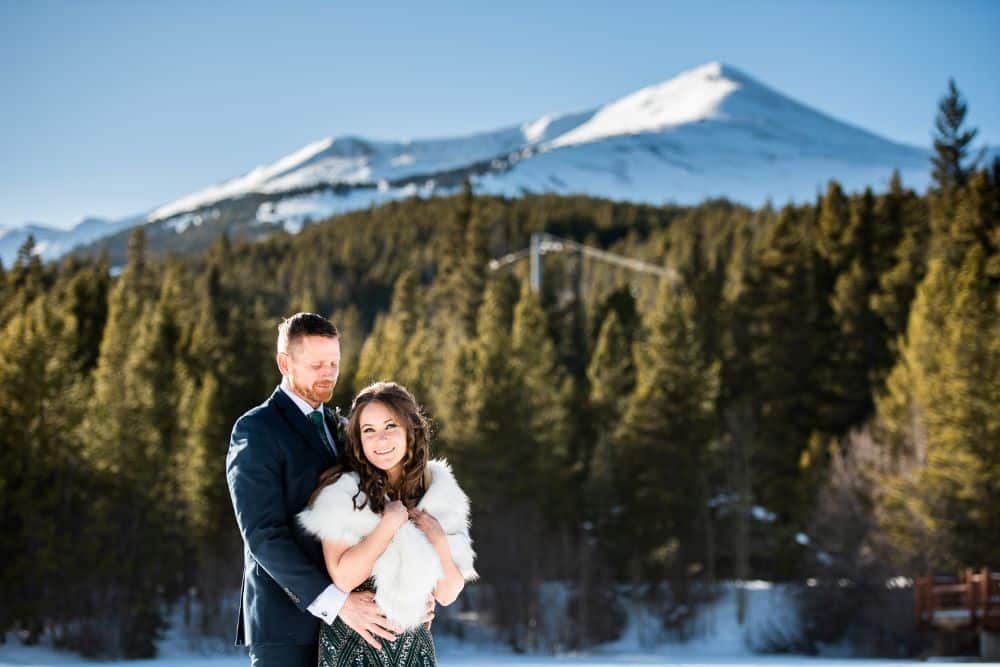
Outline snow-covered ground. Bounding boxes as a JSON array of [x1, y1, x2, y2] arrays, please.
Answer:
[[3, 583, 993, 666], [0, 641, 988, 667]]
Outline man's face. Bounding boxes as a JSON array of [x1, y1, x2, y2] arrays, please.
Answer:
[[277, 335, 341, 407]]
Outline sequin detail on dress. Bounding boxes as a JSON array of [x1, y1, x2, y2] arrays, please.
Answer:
[[317, 579, 437, 667]]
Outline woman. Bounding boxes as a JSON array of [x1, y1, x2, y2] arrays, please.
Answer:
[[298, 381, 477, 666]]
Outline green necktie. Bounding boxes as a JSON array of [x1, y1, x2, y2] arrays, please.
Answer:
[[308, 410, 336, 455]]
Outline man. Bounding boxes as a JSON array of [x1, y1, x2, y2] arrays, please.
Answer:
[[226, 313, 407, 666]]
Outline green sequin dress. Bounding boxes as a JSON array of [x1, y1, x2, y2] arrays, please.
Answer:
[[318, 578, 437, 667]]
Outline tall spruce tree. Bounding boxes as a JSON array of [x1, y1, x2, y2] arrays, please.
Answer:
[[817, 181, 852, 272], [871, 172, 930, 348], [448, 275, 523, 504], [587, 310, 636, 448], [612, 279, 719, 587], [174, 262, 266, 634], [354, 269, 438, 403], [822, 189, 888, 432], [931, 79, 982, 190], [742, 205, 829, 560], [511, 282, 574, 514], [3, 235, 46, 320], [719, 210, 759, 602], [431, 181, 490, 337], [875, 159, 998, 570], [445, 276, 552, 650], [876, 243, 999, 570], [584, 309, 636, 574], [926, 244, 999, 567], [329, 304, 364, 410]]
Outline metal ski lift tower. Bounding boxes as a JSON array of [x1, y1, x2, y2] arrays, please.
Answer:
[[490, 232, 679, 293]]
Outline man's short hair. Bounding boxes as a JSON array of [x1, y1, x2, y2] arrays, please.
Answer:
[[277, 312, 339, 355]]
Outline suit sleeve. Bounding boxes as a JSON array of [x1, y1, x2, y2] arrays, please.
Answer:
[[226, 413, 331, 612]]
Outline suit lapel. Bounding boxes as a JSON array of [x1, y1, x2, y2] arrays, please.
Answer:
[[270, 387, 337, 462]]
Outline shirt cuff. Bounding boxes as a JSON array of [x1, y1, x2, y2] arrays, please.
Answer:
[[307, 584, 348, 625]]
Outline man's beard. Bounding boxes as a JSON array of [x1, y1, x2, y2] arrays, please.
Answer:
[[291, 377, 335, 405]]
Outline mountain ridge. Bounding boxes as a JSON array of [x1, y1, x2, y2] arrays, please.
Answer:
[[3, 61, 945, 265]]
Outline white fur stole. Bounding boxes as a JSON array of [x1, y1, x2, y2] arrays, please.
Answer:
[[298, 459, 477, 629]]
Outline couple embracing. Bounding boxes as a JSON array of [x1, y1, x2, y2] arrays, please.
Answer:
[[226, 313, 478, 666]]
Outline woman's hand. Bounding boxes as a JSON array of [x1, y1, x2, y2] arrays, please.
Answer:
[[409, 508, 446, 546], [383, 500, 409, 531], [411, 508, 466, 605]]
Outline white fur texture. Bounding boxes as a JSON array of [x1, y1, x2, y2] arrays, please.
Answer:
[[298, 459, 477, 629]]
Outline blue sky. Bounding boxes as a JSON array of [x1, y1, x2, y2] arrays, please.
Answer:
[[2, 0, 998, 229]]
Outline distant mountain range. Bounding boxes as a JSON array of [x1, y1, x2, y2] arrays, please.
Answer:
[[1, 215, 144, 266], [2, 62, 953, 266]]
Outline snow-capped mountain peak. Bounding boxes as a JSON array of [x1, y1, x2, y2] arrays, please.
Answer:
[[548, 61, 746, 148]]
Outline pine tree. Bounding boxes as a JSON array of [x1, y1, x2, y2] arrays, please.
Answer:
[[452, 210, 491, 337], [584, 309, 636, 562], [876, 242, 997, 570], [817, 181, 851, 272], [173, 261, 267, 634], [612, 279, 719, 586], [432, 340, 475, 461], [941, 169, 999, 266], [329, 304, 364, 410], [510, 282, 574, 512], [2, 235, 46, 320], [434, 182, 474, 290], [822, 189, 889, 431], [60, 260, 111, 373], [741, 205, 829, 550], [587, 310, 636, 438], [590, 285, 641, 346], [718, 209, 760, 601], [925, 244, 999, 566], [871, 172, 930, 346], [177, 369, 243, 632], [442, 275, 554, 650], [353, 269, 439, 402], [447, 275, 523, 504], [931, 79, 982, 190], [430, 182, 491, 337]]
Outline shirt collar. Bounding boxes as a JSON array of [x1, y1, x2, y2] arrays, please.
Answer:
[[279, 380, 323, 417]]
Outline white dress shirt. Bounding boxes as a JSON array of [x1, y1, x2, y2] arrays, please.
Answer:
[[279, 381, 347, 624]]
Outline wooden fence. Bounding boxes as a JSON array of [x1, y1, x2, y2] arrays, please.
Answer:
[[915, 567, 1000, 631]]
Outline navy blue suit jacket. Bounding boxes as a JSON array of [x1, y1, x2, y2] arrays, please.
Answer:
[[226, 386, 341, 647]]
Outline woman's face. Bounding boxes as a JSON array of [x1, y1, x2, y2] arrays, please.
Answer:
[[358, 400, 408, 481]]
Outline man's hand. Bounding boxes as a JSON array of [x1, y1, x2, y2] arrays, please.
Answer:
[[338, 591, 402, 650], [423, 594, 436, 630]]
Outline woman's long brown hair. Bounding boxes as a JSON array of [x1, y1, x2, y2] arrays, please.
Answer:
[[310, 381, 430, 514]]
